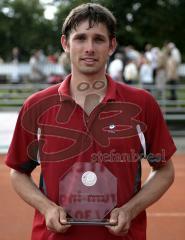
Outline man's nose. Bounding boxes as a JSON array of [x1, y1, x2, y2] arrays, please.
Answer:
[[85, 40, 95, 54]]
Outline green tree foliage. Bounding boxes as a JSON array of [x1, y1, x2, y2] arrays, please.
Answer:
[[0, 0, 56, 60], [0, 0, 185, 60]]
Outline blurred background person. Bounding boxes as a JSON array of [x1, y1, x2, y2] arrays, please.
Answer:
[[144, 43, 153, 64], [139, 54, 154, 92], [9, 47, 21, 84], [0, 56, 4, 64], [58, 51, 71, 77], [108, 52, 124, 82], [11, 47, 21, 63], [168, 42, 181, 67], [166, 49, 179, 100], [123, 58, 138, 85], [29, 49, 46, 83], [124, 45, 140, 65], [155, 47, 168, 99]]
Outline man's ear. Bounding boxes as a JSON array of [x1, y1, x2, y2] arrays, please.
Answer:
[[61, 35, 70, 53], [108, 37, 117, 56]]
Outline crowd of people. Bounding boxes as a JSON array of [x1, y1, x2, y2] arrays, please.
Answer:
[[0, 47, 71, 84], [0, 41, 182, 100], [28, 49, 71, 84], [108, 42, 182, 100]]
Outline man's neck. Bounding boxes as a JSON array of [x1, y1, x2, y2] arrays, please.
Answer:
[[69, 71, 108, 115], [70, 72, 107, 98]]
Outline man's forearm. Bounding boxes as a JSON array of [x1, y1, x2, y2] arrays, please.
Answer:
[[10, 169, 56, 215], [123, 159, 175, 220], [10, 169, 71, 233]]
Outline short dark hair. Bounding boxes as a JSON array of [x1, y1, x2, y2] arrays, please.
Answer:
[[62, 3, 116, 40]]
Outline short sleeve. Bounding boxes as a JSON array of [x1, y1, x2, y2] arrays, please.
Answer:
[[144, 94, 176, 168], [5, 101, 39, 174]]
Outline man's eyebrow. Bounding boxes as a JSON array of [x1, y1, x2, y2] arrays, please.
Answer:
[[73, 33, 86, 37], [73, 33, 107, 38], [93, 33, 107, 39]]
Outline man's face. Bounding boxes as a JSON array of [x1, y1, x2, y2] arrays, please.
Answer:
[[61, 20, 116, 76]]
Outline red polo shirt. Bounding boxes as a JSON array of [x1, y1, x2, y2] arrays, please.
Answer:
[[6, 75, 176, 240]]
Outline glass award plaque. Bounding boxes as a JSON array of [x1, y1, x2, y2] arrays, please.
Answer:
[[59, 162, 117, 225]]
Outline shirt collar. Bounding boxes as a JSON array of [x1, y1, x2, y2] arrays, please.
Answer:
[[58, 74, 117, 102], [103, 74, 117, 102], [58, 74, 72, 101]]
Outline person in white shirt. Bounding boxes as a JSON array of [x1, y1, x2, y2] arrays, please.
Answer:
[[108, 53, 124, 82], [123, 59, 138, 85], [139, 55, 153, 92], [168, 42, 181, 66]]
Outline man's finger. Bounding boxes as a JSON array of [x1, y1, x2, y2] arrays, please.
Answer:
[[47, 218, 65, 233], [109, 208, 119, 225], [107, 208, 131, 236], [59, 207, 67, 224], [59, 207, 71, 232]]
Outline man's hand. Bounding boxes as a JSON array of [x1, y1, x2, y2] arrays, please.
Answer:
[[44, 204, 71, 233], [107, 206, 132, 236]]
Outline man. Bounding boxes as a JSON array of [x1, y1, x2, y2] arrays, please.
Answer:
[[6, 3, 176, 240]]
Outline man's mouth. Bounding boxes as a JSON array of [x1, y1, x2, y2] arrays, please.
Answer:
[[81, 58, 98, 63]]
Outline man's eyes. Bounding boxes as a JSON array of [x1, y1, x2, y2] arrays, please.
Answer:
[[95, 37, 105, 42], [75, 36, 86, 40], [74, 36, 105, 42]]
